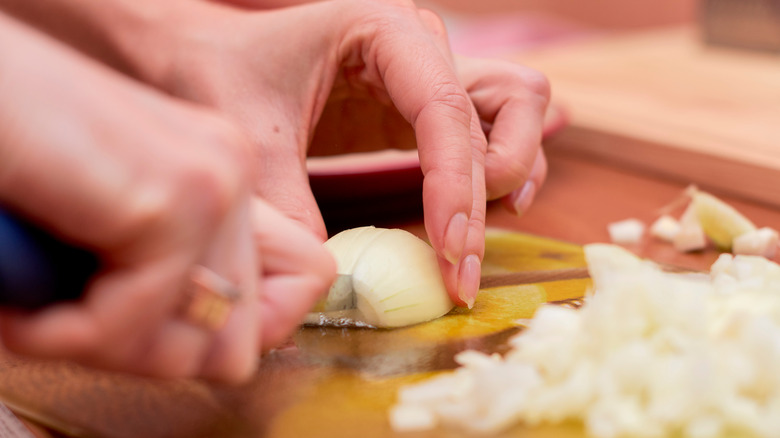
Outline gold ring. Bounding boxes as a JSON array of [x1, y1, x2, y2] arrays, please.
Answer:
[[180, 265, 240, 331]]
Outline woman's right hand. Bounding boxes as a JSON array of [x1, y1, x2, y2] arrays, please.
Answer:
[[0, 14, 335, 383]]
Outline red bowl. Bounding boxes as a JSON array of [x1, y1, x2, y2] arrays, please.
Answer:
[[308, 104, 569, 231]]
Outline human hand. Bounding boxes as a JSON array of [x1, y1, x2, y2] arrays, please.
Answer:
[[206, 1, 550, 219], [101, 0, 487, 308], [0, 0, 551, 310], [308, 53, 552, 218], [453, 53, 551, 217], [0, 15, 335, 383], [309, 5, 552, 213]]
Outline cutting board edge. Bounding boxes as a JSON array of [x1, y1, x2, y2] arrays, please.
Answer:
[[545, 125, 780, 209]]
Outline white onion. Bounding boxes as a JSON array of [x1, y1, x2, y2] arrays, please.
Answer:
[[733, 227, 779, 258], [607, 218, 645, 244], [390, 244, 780, 437], [322, 226, 454, 328], [649, 215, 681, 243]]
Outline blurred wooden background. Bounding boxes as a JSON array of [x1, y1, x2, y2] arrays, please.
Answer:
[[418, 0, 698, 29]]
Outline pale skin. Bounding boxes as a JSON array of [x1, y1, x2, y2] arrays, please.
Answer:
[[0, 14, 336, 383], [0, 0, 550, 382], [0, 0, 551, 308]]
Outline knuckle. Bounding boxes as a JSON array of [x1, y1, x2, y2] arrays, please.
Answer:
[[426, 83, 473, 123], [485, 62, 551, 104], [509, 162, 533, 188], [119, 126, 250, 242], [176, 156, 240, 225], [485, 150, 534, 198], [433, 83, 472, 111], [503, 157, 532, 183], [470, 211, 487, 234], [426, 159, 472, 188], [418, 8, 448, 36], [517, 67, 551, 102], [489, 164, 530, 196], [409, 80, 473, 134], [179, 119, 252, 221]]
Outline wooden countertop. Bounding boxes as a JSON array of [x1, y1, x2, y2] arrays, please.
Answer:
[[516, 26, 780, 208], [492, 147, 780, 270]]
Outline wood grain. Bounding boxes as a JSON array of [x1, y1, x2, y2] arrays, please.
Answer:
[[0, 231, 587, 438], [517, 27, 780, 207], [480, 267, 589, 289], [485, 150, 780, 272]]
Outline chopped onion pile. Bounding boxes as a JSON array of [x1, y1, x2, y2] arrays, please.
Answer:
[[390, 244, 780, 438]]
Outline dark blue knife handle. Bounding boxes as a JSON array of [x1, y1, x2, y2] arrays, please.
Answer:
[[0, 208, 99, 308]]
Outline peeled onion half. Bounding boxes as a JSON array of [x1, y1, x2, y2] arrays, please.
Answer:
[[321, 226, 454, 328]]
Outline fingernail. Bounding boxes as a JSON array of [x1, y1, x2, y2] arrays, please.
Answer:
[[443, 212, 469, 265], [457, 254, 481, 309], [513, 181, 536, 216]]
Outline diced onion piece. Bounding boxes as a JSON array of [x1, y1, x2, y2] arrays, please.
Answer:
[[388, 405, 438, 431], [673, 224, 708, 253], [323, 226, 454, 328], [649, 215, 681, 242], [583, 243, 643, 287], [607, 218, 645, 244], [733, 227, 779, 258], [673, 203, 707, 252], [691, 189, 756, 250]]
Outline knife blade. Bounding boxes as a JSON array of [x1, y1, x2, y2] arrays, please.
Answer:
[[302, 268, 592, 329], [303, 274, 379, 328]]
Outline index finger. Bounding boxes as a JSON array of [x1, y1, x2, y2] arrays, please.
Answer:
[[352, 9, 483, 280]]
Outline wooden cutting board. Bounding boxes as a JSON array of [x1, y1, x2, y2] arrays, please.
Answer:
[[0, 230, 592, 438], [517, 27, 780, 208]]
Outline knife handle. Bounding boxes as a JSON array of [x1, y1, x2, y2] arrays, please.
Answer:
[[0, 208, 99, 308]]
